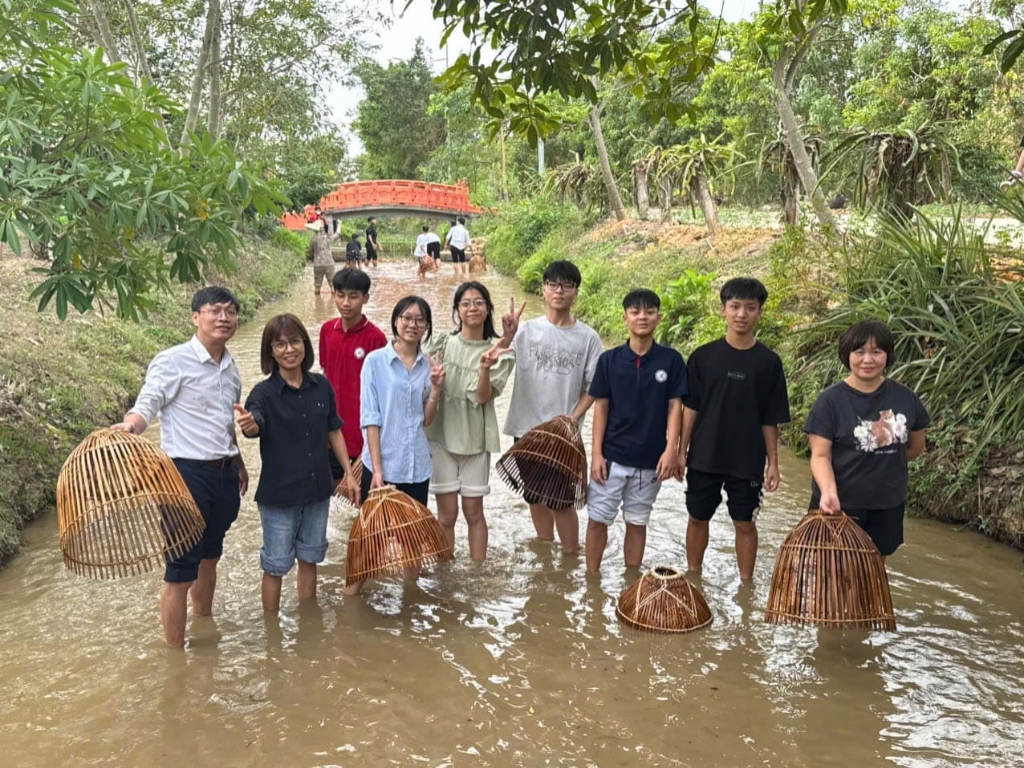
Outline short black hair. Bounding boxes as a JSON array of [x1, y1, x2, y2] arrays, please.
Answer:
[[368, 216, 376, 223], [622, 289, 661, 311], [422, 224, 429, 232], [191, 286, 239, 312], [260, 313, 314, 375], [350, 232, 360, 241], [457, 216, 466, 224], [720, 277, 768, 306], [838, 319, 896, 370], [390, 295, 433, 343], [332, 268, 371, 294], [542, 260, 582, 288]]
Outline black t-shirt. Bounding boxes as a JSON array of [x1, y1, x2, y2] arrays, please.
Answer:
[[684, 338, 790, 481], [589, 341, 688, 470], [804, 379, 930, 511], [365, 224, 378, 253], [244, 372, 343, 506]]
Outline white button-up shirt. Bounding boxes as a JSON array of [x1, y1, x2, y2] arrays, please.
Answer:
[[129, 335, 242, 460], [447, 224, 471, 250]]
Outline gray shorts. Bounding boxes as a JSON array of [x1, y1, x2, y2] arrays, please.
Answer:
[[587, 462, 662, 526]]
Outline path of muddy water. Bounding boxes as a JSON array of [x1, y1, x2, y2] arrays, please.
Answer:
[[1, 260, 1022, 767]]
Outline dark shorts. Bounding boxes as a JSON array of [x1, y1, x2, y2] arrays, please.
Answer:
[[450, 246, 467, 263], [366, 245, 378, 261], [685, 467, 763, 523], [840, 503, 905, 556], [166, 459, 241, 583], [358, 463, 429, 506], [512, 436, 575, 512], [427, 242, 441, 259]]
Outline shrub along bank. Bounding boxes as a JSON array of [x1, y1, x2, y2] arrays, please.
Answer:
[[0, 228, 308, 567], [480, 200, 1024, 548]]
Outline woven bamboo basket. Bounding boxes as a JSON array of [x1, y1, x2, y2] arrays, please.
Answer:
[[616, 565, 713, 633], [56, 429, 206, 580], [495, 415, 588, 510], [345, 485, 452, 585], [333, 458, 363, 506], [765, 510, 896, 631]]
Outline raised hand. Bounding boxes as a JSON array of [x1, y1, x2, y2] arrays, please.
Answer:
[[500, 297, 526, 342], [429, 351, 446, 388], [233, 403, 258, 437], [479, 340, 513, 371]]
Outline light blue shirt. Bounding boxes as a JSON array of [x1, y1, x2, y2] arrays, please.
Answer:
[[128, 335, 241, 460], [360, 343, 433, 483]]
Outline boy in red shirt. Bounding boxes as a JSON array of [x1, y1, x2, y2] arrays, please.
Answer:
[[319, 269, 387, 484]]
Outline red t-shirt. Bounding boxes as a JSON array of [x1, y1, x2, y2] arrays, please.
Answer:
[[319, 315, 388, 457]]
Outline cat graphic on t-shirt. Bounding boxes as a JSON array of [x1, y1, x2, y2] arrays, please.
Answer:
[[854, 408, 908, 452]]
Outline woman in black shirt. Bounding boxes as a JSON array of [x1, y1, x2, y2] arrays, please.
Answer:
[[804, 319, 929, 558]]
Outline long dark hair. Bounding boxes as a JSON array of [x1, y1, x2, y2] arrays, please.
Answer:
[[390, 295, 433, 343], [451, 281, 498, 340]]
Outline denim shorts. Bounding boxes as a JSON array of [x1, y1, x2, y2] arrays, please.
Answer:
[[258, 498, 331, 576]]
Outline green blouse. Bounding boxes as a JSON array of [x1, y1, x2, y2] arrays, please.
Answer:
[[424, 332, 514, 455]]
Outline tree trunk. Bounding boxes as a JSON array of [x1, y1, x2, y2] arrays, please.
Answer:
[[499, 126, 509, 202], [693, 167, 720, 237], [122, 0, 153, 84], [86, 0, 123, 64], [208, 0, 223, 141], [659, 176, 673, 222], [782, 182, 799, 226], [772, 57, 838, 239], [179, 0, 218, 152], [635, 164, 650, 220], [588, 105, 626, 221]]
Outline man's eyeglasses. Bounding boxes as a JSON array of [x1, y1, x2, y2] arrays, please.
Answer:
[[399, 314, 427, 327], [271, 338, 304, 352], [544, 281, 577, 293], [200, 307, 239, 320], [458, 299, 488, 310]]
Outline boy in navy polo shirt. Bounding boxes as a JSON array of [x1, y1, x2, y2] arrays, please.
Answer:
[[586, 289, 687, 572]]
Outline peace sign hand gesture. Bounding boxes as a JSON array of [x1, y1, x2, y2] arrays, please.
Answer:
[[501, 297, 526, 344], [479, 340, 513, 372], [429, 351, 446, 388]]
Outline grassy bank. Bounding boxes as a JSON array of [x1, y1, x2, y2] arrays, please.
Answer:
[[0, 228, 307, 567], [480, 199, 1024, 549]]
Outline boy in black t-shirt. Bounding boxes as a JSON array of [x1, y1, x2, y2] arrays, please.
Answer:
[[365, 217, 380, 268], [678, 277, 790, 580]]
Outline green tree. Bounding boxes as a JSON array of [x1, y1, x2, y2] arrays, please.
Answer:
[[353, 40, 446, 179]]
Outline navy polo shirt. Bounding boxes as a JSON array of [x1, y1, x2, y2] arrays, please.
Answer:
[[588, 341, 688, 470], [243, 371, 343, 506]]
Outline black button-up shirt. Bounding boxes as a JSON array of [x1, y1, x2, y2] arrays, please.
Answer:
[[244, 371, 343, 505]]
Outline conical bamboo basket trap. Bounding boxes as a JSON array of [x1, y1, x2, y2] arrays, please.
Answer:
[[616, 565, 713, 633], [765, 510, 896, 631], [333, 459, 363, 506], [345, 485, 452, 585], [56, 429, 205, 579], [495, 415, 588, 510]]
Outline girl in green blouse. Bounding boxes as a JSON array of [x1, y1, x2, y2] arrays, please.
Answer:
[[426, 281, 516, 560]]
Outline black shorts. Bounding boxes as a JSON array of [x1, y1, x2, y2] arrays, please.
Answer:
[[427, 242, 441, 259], [366, 245, 378, 261], [166, 459, 241, 582], [450, 246, 467, 263], [685, 466, 763, 523], [358, 462, 429, 506], [839, 503, 905, 556]]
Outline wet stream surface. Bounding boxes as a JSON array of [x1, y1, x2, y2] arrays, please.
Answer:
[[1, 260, 1023, 766]]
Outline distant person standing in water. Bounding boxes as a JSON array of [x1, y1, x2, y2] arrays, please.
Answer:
[[307, 220, 339, 296], [365, 216, 381, 269], [445, 216, 472, 276], [425, 225, 442, 269], [112, 287, 248, 648]]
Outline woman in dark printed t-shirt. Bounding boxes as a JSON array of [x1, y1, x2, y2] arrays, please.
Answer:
[[804, 319, 929, 559]]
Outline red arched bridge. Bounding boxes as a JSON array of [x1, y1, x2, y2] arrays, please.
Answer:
[[282, 178, 488, 230]]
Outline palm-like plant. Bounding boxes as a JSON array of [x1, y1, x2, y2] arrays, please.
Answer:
[[653, 133, 740, 237], [757, 129, 826, 226], [544, 158, 603, 211]]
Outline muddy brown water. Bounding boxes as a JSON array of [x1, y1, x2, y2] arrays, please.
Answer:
[[2, 260, 1023, 767]]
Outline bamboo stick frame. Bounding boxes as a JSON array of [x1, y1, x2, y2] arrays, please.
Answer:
[[495, 415, 588, 510], [616, 565, 713, 633]]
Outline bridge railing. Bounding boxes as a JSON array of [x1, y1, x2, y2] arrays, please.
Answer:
[[319, 179, 486, 215]]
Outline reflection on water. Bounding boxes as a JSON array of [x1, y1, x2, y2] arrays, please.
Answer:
[[1, 261, 1023, 766]]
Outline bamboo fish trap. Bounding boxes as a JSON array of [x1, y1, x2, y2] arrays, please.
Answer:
[[765, 510, 896, 631], [56, 429, 205, 580], [333, 459, 363, 506], [345, 486, 452, 586], [616, 565, 713, 634], [495, 415, 588, 510]]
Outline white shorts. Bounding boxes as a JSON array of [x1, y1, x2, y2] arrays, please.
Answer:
[[429, 443, 491, 497], [587, 462, 662, 526]]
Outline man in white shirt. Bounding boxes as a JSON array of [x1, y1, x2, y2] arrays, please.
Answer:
[[113, 287, 249, 648], [444, 216, 472, 275]]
